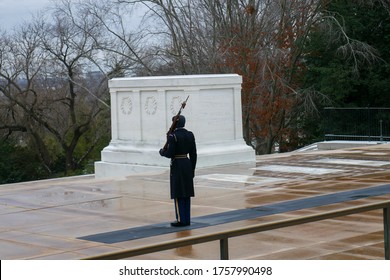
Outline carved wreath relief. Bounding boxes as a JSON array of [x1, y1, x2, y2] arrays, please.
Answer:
[[170, 96, 184, 115], [120, 97, 133, 115], [144, 96, 158, 115]]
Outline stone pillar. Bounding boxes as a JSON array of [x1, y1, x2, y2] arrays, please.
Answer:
[[94, 74, 255, 178]]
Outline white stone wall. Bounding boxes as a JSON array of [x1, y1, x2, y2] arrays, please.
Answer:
[[95, 74, 255, 178]]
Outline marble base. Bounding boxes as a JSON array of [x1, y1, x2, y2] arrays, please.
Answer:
[[95, 139, 254, 178]]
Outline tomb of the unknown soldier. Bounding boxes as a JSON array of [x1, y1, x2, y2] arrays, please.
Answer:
[[94, 74, 255, 178]]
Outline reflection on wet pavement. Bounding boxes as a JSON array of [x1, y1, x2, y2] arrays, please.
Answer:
[[1, 144, 390, 259]]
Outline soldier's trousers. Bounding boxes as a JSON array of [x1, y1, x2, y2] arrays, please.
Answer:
[[174, 197, 191, 225]]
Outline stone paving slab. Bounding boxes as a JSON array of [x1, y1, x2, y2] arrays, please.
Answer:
[[1, 144, 390, 259]]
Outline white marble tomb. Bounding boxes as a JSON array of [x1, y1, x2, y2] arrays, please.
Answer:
[[94, 74, 255, 178]]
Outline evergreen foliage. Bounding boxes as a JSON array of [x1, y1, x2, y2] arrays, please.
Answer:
[[304, 0, 390, 107], [0, 141, 46, 184]]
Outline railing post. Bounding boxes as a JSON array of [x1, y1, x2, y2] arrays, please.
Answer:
[[384, 207, 390, 260], [220, 238, 229, 260]]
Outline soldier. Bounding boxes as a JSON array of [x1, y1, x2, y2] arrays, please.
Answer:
[[159, 115, 197, 227]]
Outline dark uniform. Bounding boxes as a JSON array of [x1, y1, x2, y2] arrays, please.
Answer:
[[159, 115, 197, 227]]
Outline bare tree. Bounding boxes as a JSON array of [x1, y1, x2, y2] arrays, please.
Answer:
[[70, 0, 157, 76], [34, 5, 110, 173], [127, 0, 386, 153], [0, 24, 55, 171], [0, 1, 111, 175]]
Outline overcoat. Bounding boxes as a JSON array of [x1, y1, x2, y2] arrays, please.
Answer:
[[160, 127, 197, 199]]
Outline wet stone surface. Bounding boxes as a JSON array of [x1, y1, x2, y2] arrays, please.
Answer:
[[1, 144, 390, 259]]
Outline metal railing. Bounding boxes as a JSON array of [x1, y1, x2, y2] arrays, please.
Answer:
[[323, 108, 390, 142], [85, 200, 390, 260]]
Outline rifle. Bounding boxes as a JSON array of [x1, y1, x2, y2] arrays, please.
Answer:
[[163, 95, 189, 150]]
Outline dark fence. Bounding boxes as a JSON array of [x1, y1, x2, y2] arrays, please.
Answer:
[[323, 108, 390, 141]]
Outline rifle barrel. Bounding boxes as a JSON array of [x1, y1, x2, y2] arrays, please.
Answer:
[[162, 95, 189, 149]]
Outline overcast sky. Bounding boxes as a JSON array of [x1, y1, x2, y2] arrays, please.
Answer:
[[0, 0, 53, 31]]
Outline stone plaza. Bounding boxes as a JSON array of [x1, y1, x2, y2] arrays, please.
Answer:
[[1, 143, 390, 259]]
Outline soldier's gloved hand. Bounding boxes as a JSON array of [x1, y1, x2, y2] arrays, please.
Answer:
[[159, 148, 165, 156]]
